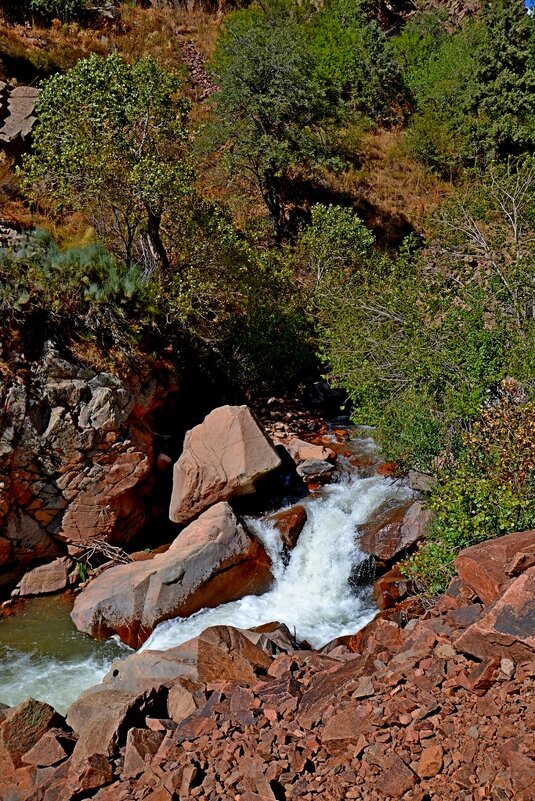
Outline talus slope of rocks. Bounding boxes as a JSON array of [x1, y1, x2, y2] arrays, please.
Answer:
[[2, 527, 534, 801]]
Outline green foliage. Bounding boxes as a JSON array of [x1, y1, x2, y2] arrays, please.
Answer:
[[310, 0, 403, 123], [76, 561, 88, 583], [0, 230, 152, 346], [22, 54, 192, 274], [29, 0, 89, 23], [396, 1, 535, 172], [406, 384, 535, 593], [295, 203, 375, 290], [316, 162, 535, 470], [210, 1, 338, 239]]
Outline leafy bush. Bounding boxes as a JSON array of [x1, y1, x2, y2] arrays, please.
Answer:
[[406, 383, 535, 593], [29, 0, 90, 23], [315, 162, 535, 469], [22, 54, 192, 275], [310, 0, 404, 124]]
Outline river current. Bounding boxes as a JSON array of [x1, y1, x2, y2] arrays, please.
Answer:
[[0, 443, 412, 714]]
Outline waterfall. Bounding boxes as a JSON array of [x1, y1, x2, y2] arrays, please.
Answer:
[[142, 473, 413, 651]]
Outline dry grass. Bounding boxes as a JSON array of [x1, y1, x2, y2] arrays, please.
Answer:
[[346, 128, 453, 232], [0, 5, 221, 82]]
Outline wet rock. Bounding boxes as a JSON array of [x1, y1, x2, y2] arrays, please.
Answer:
[[71, 502, 272, 648], [284, 436, 336, 465], [455, 529, 535, 605], [295, 459, 335, 483], [169, 405, 281, 525], [359, 500, 431, 561], [373, 564, 417, 610], [14, 556, 74, 597], [455, 566, 535, 662], [267, 504, 307, 549]]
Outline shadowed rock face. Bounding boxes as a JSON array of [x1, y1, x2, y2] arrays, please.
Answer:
[[455, 566, 535, 662], [169, 405, 281, 525], [0, 348, 178, 591], [71, 502, 273, 648]]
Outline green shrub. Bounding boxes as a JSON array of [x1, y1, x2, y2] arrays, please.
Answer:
[[315, 162, 535, 469], [310, 0, 404, 123], [29, 0, 90, 23], [406, 384, 535, 593]]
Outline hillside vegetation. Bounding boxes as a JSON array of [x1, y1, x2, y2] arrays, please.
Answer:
[[0, 0, 533, 591]]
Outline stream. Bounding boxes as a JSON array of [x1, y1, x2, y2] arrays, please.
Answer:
[[0, 438, 413, 715]]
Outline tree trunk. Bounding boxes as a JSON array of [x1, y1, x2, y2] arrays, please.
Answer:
[[141, 207, 170, 276]]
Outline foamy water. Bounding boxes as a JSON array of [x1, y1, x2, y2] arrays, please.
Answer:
[[142, 473, 413, 651], [0, 463, 412, 714]]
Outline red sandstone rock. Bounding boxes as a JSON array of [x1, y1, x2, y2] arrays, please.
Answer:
[[0, 699, 63, 768], [284, 436, 336, 464], [71, 502, 272, 648], [373, 565, 416, 610], [455, 529, 535, 604], [267, 505, 307, 549], [66, 687, 161, 763], [169, 405, 281, 525], [123, 728, 164, 778], [14, 556, 73, 597], [359, 500, 432, 560], [167, 678, 205, 724], [196, 625, 273, 684], [21, 729, 74, 768], [455, 566, 535, 662], [417, 744, 444, 778]]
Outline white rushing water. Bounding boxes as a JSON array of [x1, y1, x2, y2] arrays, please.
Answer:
[[142, 472, 413, 652], [0, 648, 120, 714], [0, 465, 413, 714]]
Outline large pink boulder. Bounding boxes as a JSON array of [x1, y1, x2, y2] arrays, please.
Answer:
[[169, 406, 281, 525], [455, 566, 535, 663], [71, 502, 272, 648], [455, 530, 535, 605]]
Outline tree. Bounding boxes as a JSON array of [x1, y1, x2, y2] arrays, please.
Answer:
[[22, 54, 192, 275], [310, 0, 403, 124], [210, 1, 338, 241], [315, 162, 535, 470], [471, 0, 535, 160]]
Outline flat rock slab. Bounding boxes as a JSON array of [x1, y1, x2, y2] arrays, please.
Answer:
[[71, 502, 272, 648], [170, 405, 281, 525], [455, 530, 535, 605], [455, 566, 535, 662]]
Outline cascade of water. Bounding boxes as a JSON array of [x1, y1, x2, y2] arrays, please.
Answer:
[[0, 467, 412, 714], [142, 473, 413, 652]]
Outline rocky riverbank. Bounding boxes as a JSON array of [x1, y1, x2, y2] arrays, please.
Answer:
[[0, 527, 534, 801]]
